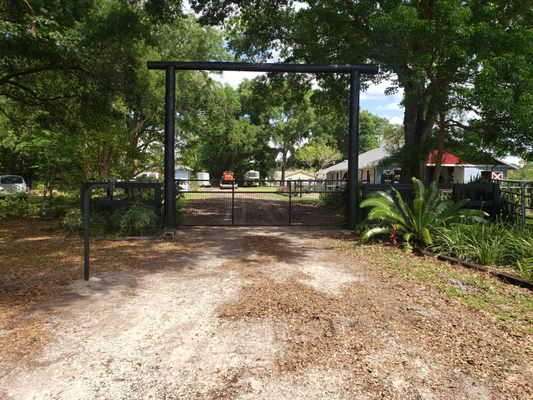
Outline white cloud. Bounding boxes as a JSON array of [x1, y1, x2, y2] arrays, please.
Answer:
[[376, 102, 403, 111], [388, 116, 403, 125], [361, 79, 403, 101], [210, 71, 265, 88]]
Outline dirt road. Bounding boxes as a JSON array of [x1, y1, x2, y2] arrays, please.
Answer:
[[0, 227, 531, 399]]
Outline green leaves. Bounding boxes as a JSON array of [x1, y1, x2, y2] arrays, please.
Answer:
[[360, 178, 487, 251]]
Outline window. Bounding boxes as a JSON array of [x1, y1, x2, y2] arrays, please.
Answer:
[[480, 171, 491, 180], [0, 176, 23, 184]]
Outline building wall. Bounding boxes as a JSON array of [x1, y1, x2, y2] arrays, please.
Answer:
[[285, 172, 314, 180], [326, 164, 511, 184], [463, 166, 509, 182]]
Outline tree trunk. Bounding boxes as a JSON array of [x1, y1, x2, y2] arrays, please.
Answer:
[[281, 144, 288, 182], [432, 112, 446, 183], [399, 80, 440, 183]]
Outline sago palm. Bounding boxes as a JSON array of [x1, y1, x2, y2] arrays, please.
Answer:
[[360, 178, 487, 251]]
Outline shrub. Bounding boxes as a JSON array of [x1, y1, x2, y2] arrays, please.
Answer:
[[0, 195, 37, 219], [319, 191, 346, 210], [118, 203, 158, 236], [60, 209, 83, 234], [430, 222, 533, 279], [40, 192, 79, 218], [360, 178, 487, 252], [60, 209, 107, 236]]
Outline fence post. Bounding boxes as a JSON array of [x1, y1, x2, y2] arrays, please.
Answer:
[[520, 182, 526, 226], [288, 180, 292, 225], [231, 179, 235, 226], [154, 183, 162, 224]]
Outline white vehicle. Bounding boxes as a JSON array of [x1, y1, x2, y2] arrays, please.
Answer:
[[244, 170, 260, 186], [0, 175, 28, 198], [197, 172, 211, 187]]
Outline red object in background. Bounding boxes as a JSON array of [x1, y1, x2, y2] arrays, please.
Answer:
[[427, 150, 463, 165], [222, 171, 234, 181]]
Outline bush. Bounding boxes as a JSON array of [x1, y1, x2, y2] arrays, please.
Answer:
[[60, 203, 159, 237], [118, 203, 158, 236], [40, 191, 79, 218], [430, 222, 533, 279], [60, 209, 83, 234], [0, 195, 37, 219], [60, 209, 107, 236], [319, 191, 346, 210], [360, 178, 487, 252]]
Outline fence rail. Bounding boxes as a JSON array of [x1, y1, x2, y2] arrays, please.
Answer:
[[496, 180, 533, 225]]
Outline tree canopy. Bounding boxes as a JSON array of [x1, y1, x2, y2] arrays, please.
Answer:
[[192, 0, 533, 179]]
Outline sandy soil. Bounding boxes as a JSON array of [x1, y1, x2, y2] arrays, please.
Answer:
[[0, 227, 531, 399]]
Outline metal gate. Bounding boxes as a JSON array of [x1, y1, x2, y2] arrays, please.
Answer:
[[177, 179, 346, 226]]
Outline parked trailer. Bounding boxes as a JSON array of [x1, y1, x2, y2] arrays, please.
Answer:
[[197, 172, 211, 187], [244, 170, 260, 186]]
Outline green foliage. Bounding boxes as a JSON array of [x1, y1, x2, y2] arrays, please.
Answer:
[[360, 178, 487, 251], [61, 202, 159, 236], [508, 162, 533, 181], [517, 258, 533, 280], [192, 0, 532, 174], [60, 208, 107, 236], [118, 203, 158, 236], [319, 191, 346, 212], [60, 209, 84, 235], [295, 137, 341, 172], [430, 222, 533, 279], [1, 4, 229, 183], [0, 195, 37, 219]]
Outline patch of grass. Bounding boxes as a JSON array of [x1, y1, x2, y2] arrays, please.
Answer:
[[430, 222, 533, 279], [333, 240, 533, 332]]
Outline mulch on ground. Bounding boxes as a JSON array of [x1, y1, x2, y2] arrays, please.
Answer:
[[217, 238, 533, 399]]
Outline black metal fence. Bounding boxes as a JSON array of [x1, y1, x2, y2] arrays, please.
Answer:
[[497, 180, 533, 225], [80, 181, 162, 222], [177, 179, 346, 226]]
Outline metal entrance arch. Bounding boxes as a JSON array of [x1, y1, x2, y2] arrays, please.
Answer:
[[147, 61, 379, 231]]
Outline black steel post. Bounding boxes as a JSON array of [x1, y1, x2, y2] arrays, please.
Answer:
[[164, 66, 176, 230], [347, 70, 361, 229], [288, 181, 292, 225], [231, 180, 235, 226]]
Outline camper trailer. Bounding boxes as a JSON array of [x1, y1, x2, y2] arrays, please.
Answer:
[[244, 170, 260, 186], [197, 172, 211, 187]]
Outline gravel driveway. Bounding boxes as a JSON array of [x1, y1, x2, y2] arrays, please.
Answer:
[[0, 227, 531, 399]]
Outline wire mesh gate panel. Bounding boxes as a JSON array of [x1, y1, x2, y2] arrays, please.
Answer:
[[178, 180, 346, 226]]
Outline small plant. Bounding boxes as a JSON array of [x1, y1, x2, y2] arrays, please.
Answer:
[[360, 177, 486, 252], [517, 258, 533, 279], [119, 203, 157, 236]]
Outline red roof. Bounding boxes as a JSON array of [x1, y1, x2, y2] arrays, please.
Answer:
[[427, 150, 463, 165], [427, 150, 509, 166]]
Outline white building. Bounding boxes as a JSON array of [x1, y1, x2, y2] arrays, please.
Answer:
[[319, 147, 517, 184]]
